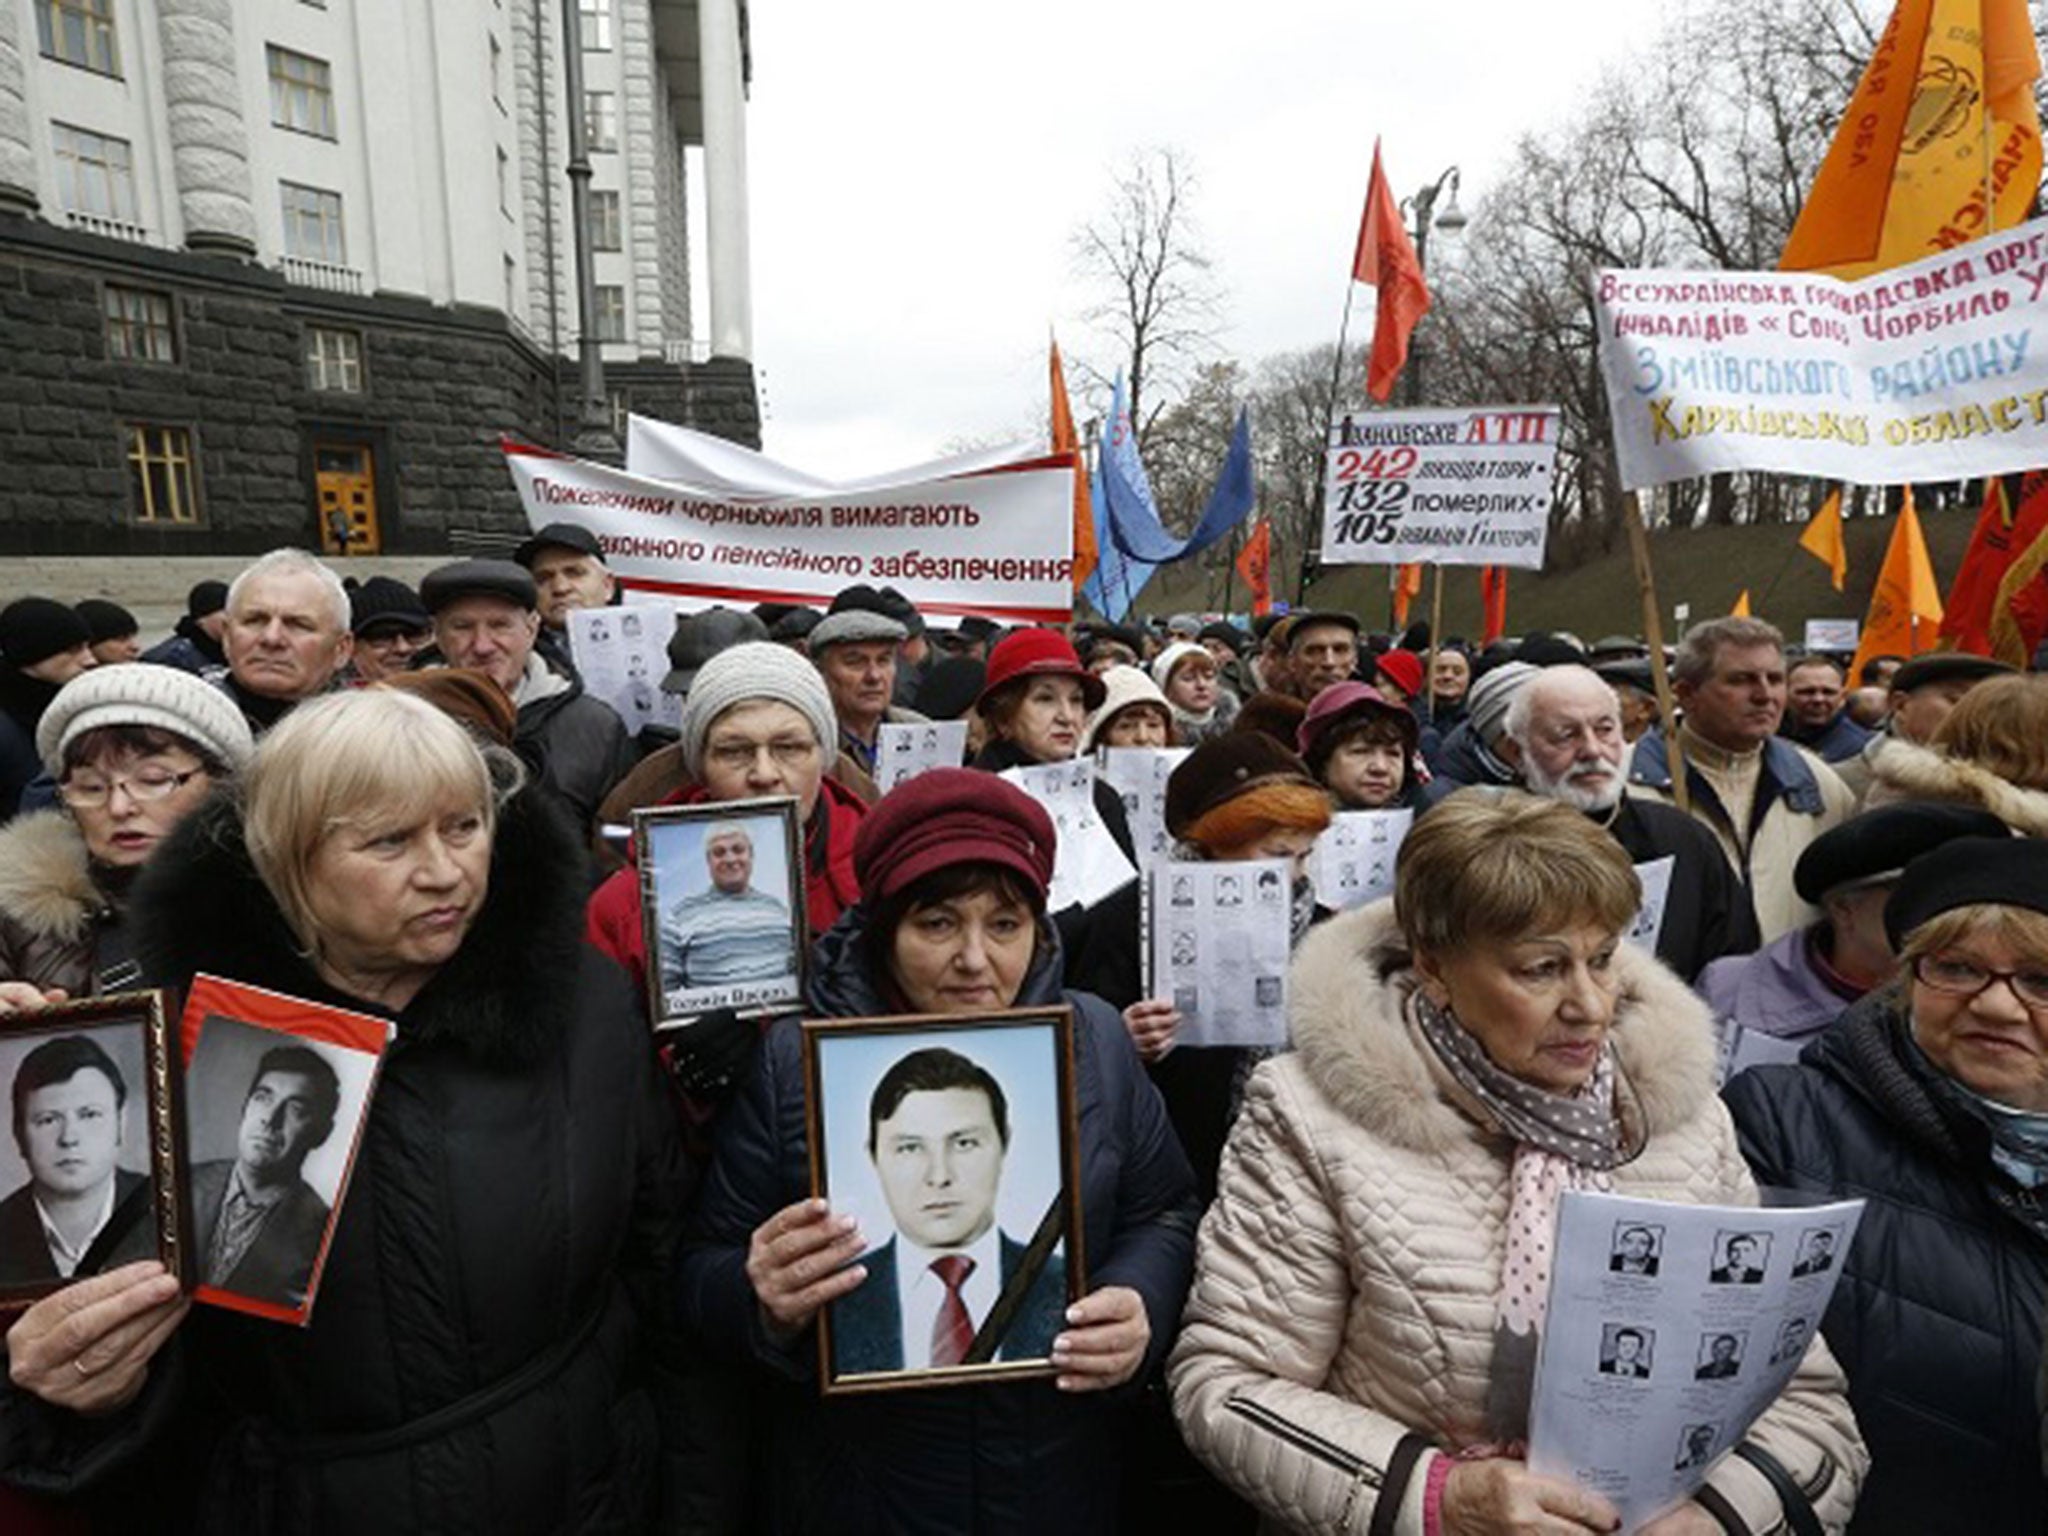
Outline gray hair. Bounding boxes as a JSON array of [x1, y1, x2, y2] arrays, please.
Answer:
[[1672, 617, 1784, 688], [227, 548, 350, 636], [1504, 664, 1620, 749], [704, 821, 752, 852]]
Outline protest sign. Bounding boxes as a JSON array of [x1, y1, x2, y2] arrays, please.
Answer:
[[1319, 407, 1562, 571], [1143, 859, 1294, 1049], [1309, 809, 1412, 912], [998, 760, 1136, 912], [875, 720, 969, 794], [504, 441, 1075, 624], [1623, 857, 1676, 957], [568, 606, 680, 737], [1595, 214, 2048, 489], [1096, 746, 1191, 870], [1803, 618, 1859, 653]]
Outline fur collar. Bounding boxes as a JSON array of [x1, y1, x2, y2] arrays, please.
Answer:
[[1867, 737, 2048, 835], [0, 811, 103, 944], [132, 785, 591, 1064], [1287, 900, 1719, 1158]]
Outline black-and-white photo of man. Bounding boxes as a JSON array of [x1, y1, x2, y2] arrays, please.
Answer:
[[1709, 1230, 1769, 1284], [1597, 1324, 1654, 1378], [0, 1035, 150, 1284], [1791, 1229, 1836, 1276], [1608, 1223, 1661, 1276]]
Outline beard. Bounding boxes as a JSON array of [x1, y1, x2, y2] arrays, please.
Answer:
[[1525, 753, 1623, 812]]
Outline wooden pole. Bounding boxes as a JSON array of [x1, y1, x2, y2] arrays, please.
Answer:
[[1623, 490, 1690, 816], [1421, 564, 1446, 725]]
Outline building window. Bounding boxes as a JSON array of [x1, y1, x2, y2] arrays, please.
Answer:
[[305, 327, 363, 393], [489, 35, 503, 107], [584, 91, 617, 152], [497, 147, 510, 214], [52, 123, 137, 223], [104, 285, 175, 363], [503, 255, 518, 317], [37, 0, 119, 76], [268, 46, 336, 138], [579, 0, 611, 51], [126, 425, 199, 524], [589, 189, 621, 251], [594, 284, 625, 342], [280, 182, 346, 264]]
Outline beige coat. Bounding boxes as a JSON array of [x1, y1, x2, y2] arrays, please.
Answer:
[[0, 810, 103, 996], [1168, 902, 1866, 1535], [1862, 736, 2048, 834]]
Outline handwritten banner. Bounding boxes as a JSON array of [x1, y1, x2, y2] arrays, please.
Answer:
[[1319, 407, 1562, 571], [1594, 216, 2048, 490]]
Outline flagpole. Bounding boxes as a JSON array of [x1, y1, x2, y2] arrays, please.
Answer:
[[1305, 284, 1361, 606], [1421, 564, 1445, 727], [1624, 491, 1691, 817]]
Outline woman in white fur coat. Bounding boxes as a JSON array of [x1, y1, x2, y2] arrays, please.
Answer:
[[1169, 789, 1866, 1536]]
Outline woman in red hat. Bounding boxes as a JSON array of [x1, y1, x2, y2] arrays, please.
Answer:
[[676, 768, 1197, 1534], [1296, 682, 1426, 812]]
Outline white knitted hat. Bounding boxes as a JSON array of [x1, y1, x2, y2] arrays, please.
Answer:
[[36, 663, 256, 775], [1150, 641, 1213, 691], [1081, 665, 1174, 753], [677, 641, 839, 778], [1466, 661, 1539, 749]]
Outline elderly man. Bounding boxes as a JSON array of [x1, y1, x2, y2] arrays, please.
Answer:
[[1282, 611, 1362, 700], [658, 822, 793, 1003], [1833, 652, 2014, 801], [808, 585, 925, 779], [513, 521, 617, 674], [142, 579, 230, 675], [1779, 655, 1871, 764], [218, 549, 355, 732], [1506, 664, 1757, 980], [1627, 617, 1855, 943], [345, 577, 431, 685], [421, 558, 635, 833], [0, 1035, 150, 1283]]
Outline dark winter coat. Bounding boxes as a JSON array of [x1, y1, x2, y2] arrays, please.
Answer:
[[515, 673, 639, 834], [1419, 718, 1517, 800], [0, 787, 696, 1536], [1780, 709, 1873, 765], [675, 912, 1199, 1536], [1726, 994, 2048, 1535], [0, 671, 59, 822], [1604, 794, 1760, 982]]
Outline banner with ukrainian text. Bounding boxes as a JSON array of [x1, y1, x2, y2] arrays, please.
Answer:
[[1595, 217, 2048, 491], [503, 442, 1075, 623]]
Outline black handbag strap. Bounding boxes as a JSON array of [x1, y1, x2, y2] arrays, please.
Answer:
[[1731, 1440, 1825, 1536]]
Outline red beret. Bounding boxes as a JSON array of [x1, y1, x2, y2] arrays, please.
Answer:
[[1375, 648, 1425, 699], [854, 768, 1056, 907]]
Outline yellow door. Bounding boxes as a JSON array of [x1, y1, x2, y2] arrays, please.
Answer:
[[315, 443, 380, 555]]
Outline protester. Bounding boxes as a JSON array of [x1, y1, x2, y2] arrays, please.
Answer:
[[1834, 652, 2012, 801], [73, 602, 140, 667], [1858, 654, 1905, 689], [877, 586, 931, 709], [138, 580, 229, 678], [1248, 614, 1293, 696], [1699, 802, 2008, 1043], [1592, 656, 1661, 741], [1843, 685, 1889, 730], [0, 666, 254, 1005], [1081, 665, 1177, 751], [217, 549, 355, 733], [675, 769, 1197, 1534], [1779, 655, 1871, 763], [1229, 690, 1307, 750], [1371, 647, 1425, 711], [1426, 658, 1533, 794], [1427, 643, 1471, 729], [808, 585, 924, 779], [1151, 641, 1237, 744], [1080, 624, 1144, 676], [1170, 790, 1865, 1534], [0, 689, 691, 1532], [1628, 617, 1855, 943], [421, 558, 636, 835], [344, 576, 431, 684], [1863, 671, 2048, 833], [1297, 682, 1424, 812], [1504, 665, 1757, 982], [1281, 611, 1361, 699], [513, 521, 617, 674], [1727, 835, 2048, 1535], [0, 601, 98, 822]]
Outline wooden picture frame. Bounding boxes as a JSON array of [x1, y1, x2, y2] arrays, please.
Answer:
[[0, 991, 187, 1310], [801, 1006, 1083, 1395], [634, 796, 809, 1028]]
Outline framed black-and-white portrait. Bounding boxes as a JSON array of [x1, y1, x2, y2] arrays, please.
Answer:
[[0, 993, 184, 1309], [802, 1007, 1083, 1395], [635, 797, 807, 1027]]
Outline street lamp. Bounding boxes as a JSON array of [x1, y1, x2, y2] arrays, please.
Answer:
[[1401, 166, 1465, 405], [561, 0, 620, 460]]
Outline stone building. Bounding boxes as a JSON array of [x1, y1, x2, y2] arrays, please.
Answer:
[[0, 0, 757, 562]]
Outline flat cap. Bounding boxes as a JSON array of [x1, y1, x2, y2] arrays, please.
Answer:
[[420, 559, 537, 613], [1889, 653, 2014, 695], [512, 521, 606, 568]]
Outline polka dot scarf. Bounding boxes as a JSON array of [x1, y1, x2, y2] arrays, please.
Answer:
[[1412, 990, 1634, 1443]]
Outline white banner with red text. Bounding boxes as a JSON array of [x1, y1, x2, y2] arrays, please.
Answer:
[[1594, 216, 2048, 490], [504, 441, 1076, 623]]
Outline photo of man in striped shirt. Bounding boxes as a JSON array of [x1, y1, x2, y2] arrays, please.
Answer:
[[659, 822, 796, 1010]]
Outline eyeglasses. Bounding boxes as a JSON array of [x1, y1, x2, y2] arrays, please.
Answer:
[[59, 768, 205, 808], [1913, 953, 2048, 1011], [705, 738, 819, 772]]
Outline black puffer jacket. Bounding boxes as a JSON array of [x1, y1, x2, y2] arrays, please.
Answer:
[[675, 911, 1199, 1535], [0, 788, 695, 1535], [1725, 993, 2048, 1536]]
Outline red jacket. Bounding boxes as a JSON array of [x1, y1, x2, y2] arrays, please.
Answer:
[[584, 775, 866, 997]]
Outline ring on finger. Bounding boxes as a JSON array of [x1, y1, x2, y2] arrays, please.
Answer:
[[73, 1356, 95, 1378]]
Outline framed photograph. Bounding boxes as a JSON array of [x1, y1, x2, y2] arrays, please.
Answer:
[[635, 796, 807, 1027], [801, 1007, 1083, 1395], [0, 992, 185, 1310], [179, 975, 394, 1327]]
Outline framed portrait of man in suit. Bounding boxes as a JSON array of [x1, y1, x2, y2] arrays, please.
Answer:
[[0, 993, 185, 1310], [802, 1007, 1082, 1395]]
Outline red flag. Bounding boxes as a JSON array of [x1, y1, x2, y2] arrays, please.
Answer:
[[1942, 475, 2048, 655], [1392, 563, 1423, 627], [1990, 475, 2048, 665], [1352, 141, 1431, 403], [1049, 339, 1096, 592], [1235, 518, 1273, 615], [1480, 566, 1508, 645]]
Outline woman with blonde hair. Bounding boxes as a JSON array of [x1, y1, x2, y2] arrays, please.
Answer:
[[1866, 672, 2048, 832], [1172, 788, 1864, 1535]]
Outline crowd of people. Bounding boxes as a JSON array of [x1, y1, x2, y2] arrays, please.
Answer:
[[0, 528, 2043, 1534]]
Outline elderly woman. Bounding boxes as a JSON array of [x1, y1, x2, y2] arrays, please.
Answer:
[[1866, 672, 2048, 833], [0, 689, 689, 1533], [1171, 790, 1864, 1535], [1080, 665, 1177, 753], [1297, 681, 1425, 811], [1726, 836, 2048, 1534], [0, 666, 254, 1008], [1152, 642, 1238, 745], [676, 768, 1197, 1533]]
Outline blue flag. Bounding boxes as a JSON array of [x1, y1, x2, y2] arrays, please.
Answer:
[[1105, 405, 1257, 567], [1084, 374, 1162, 620]]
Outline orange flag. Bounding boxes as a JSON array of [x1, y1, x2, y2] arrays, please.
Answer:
[[1781, 0, 2043, 277], [1849, 490, 1946, 683], [1392, 562, 1424, 627], [1480, 566, 1509, 645], [1234, 517, 1273, 615], [1049, 339, 1097, 592], [1798, 488, 1848, 592], [1731, 589, 1752, 618], [1353, 141, 1431, 402], [1941, 476, 2047, 654]]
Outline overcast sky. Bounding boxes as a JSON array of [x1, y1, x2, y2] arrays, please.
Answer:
[[740, 0, 1670, 478]]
